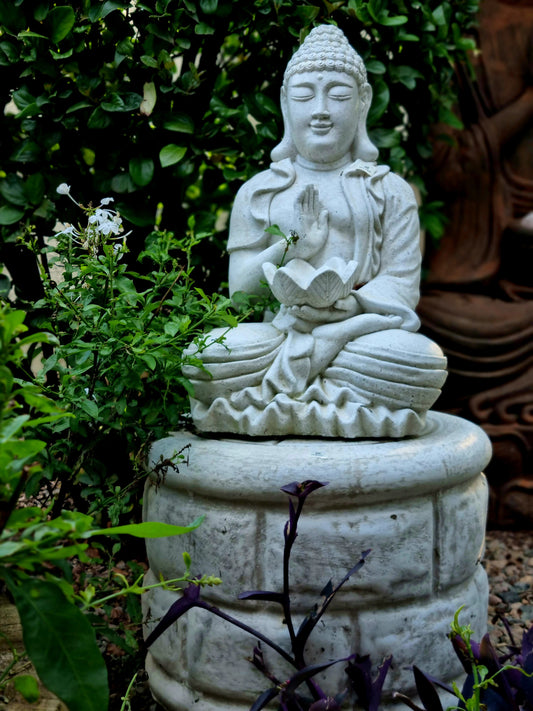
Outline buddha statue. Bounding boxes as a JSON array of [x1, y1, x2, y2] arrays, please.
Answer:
[[182, 25, 447, 438]]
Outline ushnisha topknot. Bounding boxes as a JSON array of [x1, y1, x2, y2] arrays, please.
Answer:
[[283, 25, 367, 88]]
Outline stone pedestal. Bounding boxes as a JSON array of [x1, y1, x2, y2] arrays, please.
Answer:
[[143, 412, 491, 710]]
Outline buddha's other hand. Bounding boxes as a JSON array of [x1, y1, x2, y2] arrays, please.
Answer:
[[287, 294, 361, 332]]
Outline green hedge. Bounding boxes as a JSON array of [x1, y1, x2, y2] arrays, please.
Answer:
[[0, 0, 477, 296]]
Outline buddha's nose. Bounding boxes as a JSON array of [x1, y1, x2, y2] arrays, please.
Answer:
[[312, 109, 330, 120], [312, 91, 330, 118]]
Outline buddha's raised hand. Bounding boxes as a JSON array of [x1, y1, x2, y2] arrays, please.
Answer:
[[291, 184, 329, 260]]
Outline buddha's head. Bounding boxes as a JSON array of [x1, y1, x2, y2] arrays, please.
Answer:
[[271, 25, 378, 164]]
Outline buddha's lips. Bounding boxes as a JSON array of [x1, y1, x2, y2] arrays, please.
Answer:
[[310, 122, 333, 133]]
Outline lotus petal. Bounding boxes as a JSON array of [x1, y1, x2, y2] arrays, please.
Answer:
[[263, 258, 358, 307]]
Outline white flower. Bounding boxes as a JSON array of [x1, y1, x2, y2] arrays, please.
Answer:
[[100, 197, 114, 206], [88, 208, 123, 235], [56, 223, 80, 238], [56, 183, 71, 195]]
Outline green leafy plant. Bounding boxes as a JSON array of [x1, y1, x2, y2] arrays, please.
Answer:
[[1, 507, 209, 711], [394, 608, 533, 711], [16, 185, 238, 522], [0, 302, 216, 710], [0, 304, 64, 523]]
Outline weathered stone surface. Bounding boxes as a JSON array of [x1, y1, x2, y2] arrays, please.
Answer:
[[262, 500, 434, 603], [358, 567, 489, 691], [143, 413, 491, 709], [437, 477, 489, 588]]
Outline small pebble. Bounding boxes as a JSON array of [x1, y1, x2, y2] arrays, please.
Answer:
[[485, 530, 533, 649]]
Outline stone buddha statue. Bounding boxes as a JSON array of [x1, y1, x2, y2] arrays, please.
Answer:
[[183, 25, 447, 438]]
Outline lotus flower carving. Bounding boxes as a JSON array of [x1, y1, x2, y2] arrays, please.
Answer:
[[262, 258, 359, 308]]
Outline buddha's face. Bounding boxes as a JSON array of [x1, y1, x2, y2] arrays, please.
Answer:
[[284, 70, 362, 164]]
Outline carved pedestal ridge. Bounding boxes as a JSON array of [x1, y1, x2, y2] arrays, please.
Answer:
[[143, 413, 491, 710]]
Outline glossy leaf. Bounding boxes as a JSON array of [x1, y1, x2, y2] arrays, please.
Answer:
[[140, 54, 159, 68], [33, 3, 49, 22], [6, 577, 109, 711], [129, 157, 155, 186], [0, 175, 27, 206], [0, 40, 18, 64], [163, 115, 195, 134], [379, 13, 408, 26], [367, 79, 389, 125], [25, 173, 45, 205], [160, 144, 187, 167], [195, 21, 215, 34], [87, 107, 112, 129], [88, 1, 125, 22], [10, 140, 41, 163], [200, 0, 218, 13], [0, 205, 24, 224], [390, 65, 424, 90], [368, 128, 401, 148], [0, 1, 25, 33], [47, 6, 75, 43], [365, 59, 386, 75], [101, 92, 143, 112]]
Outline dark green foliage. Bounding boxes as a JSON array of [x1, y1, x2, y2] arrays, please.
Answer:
[[0, 0, 478, 297]]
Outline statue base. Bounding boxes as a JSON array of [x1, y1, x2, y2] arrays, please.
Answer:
[[142, 412, 491, 710]]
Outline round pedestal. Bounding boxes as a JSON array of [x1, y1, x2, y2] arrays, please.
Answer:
[[143, 412, 491, 710]]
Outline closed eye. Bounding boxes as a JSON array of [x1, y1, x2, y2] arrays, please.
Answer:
[[289, 91, 315, 101], [329, 92, 352, 101], [328, 91, 353, 101]]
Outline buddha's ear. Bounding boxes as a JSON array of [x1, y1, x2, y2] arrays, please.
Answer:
[[280, 86, 288, 114], [271, 86, 296, 162], [279, 87, 290, 132], [353, 83, 379, 162], [359, 83, 373, 127]]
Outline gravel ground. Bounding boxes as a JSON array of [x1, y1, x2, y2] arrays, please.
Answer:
[[485, 528, 533, 652]]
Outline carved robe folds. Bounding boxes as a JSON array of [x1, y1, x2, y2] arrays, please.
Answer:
[[183, 159, 447, 438]]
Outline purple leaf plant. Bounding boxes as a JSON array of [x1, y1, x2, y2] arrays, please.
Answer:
[[145, 480, 383, 710], [393, 612, 533, 711]]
